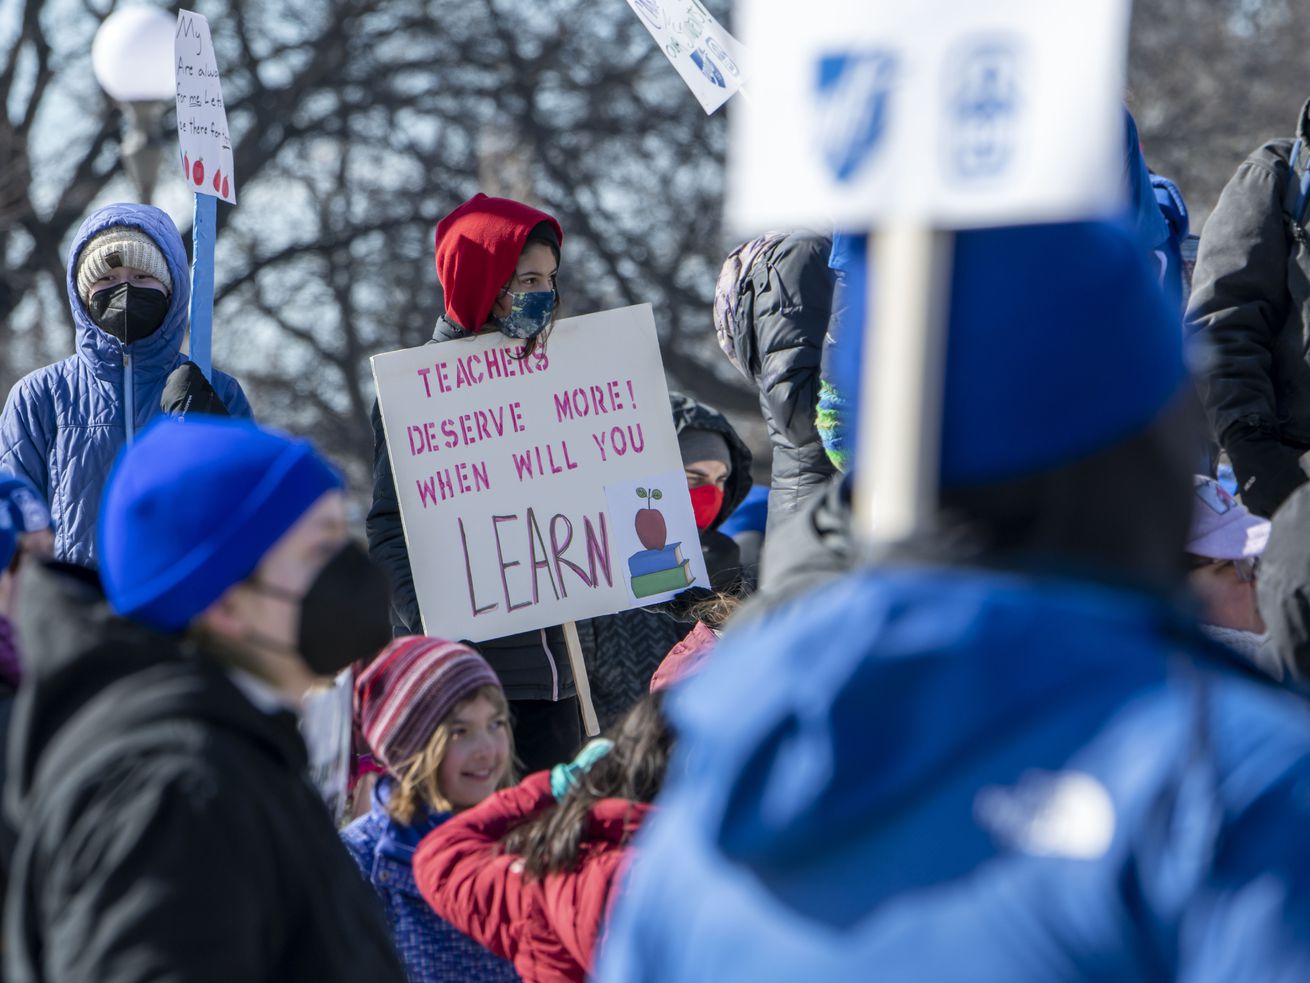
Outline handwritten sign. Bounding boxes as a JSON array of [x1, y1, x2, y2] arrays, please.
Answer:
[[728, 0, 1130, 229], [372, 304, 708, 643], [175, 10, 235, 204], [626, 0, 747, 114]]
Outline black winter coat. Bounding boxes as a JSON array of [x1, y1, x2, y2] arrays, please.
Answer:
[[1189, 99, 1310, 449], [3, 563, 406, 983], [718, 232, 836, 533], [367, 315, 575, 702]]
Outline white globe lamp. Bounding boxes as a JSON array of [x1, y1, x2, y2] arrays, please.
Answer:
[[92, 6, 177, 203]]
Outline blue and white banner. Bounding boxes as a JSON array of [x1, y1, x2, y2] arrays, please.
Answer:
[[626, 0, 747, 115], [729, 0, 1131, 229]]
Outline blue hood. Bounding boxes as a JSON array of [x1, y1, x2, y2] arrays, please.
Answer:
[[599, 570, 1310, 981], [67, 203, 191, 384], [668, 571, 1192, 916]]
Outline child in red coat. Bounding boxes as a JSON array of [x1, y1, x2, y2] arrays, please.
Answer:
[[413, 693, 673, 983]]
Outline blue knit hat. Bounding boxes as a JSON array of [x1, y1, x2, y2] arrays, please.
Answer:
[[827, 220, 1186, 486], [0, 474, 53, 534], [0, 507, 16, 572], [99, 417, 343, 632]]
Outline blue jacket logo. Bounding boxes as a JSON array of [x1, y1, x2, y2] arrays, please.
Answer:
[[814, 52, 898, 184], [947, 40, 1022, 180]]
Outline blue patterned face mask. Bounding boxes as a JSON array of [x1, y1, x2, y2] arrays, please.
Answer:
[[495, 288, 557, 340]]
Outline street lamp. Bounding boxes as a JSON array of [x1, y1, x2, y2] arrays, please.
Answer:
[[92, 6, 176, 204]]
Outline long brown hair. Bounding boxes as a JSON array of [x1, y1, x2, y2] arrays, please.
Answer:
[[500, 691, 673, 878], [386, 684, 515, 824]]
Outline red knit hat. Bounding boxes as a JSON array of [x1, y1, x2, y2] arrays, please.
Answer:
[[355, 636, 502, 773], [434, 193, 564, 333]]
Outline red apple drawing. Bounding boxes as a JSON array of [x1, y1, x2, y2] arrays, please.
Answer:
[[192, 159, 204, 186], [634, 487, 667, 550], [182, 152, 190, 179], [212, 168, 221, 193], [221, 175, 230, 198]]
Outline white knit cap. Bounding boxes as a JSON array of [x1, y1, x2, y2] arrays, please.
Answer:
[[76, 227, 172, 304]]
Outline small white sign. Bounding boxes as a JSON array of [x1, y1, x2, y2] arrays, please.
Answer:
[[175, 10, 236, 204], [729, 0, 1131, 229], [371, 305, 707, 643], [626, 0, 747, 115]]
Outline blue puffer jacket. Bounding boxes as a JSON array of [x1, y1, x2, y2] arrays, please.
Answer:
[[341, 779, 520, 983], [599, 570, 1310, 982], [0, 203, 251, 567]]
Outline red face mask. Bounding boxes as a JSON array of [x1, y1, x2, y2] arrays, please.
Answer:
[[689, 484, 725, 531]]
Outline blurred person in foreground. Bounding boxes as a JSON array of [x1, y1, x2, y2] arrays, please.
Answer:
[[4, 417, 404, 982], [599, 221, 1310, 981]]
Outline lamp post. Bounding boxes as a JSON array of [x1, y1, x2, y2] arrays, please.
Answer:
[[91, 6, 176, 204]]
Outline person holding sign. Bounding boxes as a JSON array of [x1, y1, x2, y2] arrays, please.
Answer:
[[0, 203, 252, 569], [368, 193, 581, 773]]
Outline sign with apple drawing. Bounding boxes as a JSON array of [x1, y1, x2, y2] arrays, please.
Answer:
[[175, 11, 235, 205], [624, 483, 696, 599]]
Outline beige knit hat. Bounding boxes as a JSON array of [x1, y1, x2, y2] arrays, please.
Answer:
[[75, 227, 172, 304]]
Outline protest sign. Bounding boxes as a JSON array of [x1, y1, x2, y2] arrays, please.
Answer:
[[175, 10, 235, 205], [371, 304, 708, 645], [625, 0, 747, 114], [728, 0, 1131, 230], [175, 9, 234, 381]]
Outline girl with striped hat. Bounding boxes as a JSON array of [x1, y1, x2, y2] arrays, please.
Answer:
[[342, 636, 520, 982]]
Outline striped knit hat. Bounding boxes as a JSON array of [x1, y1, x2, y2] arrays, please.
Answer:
[[355, 636, 501, 773]]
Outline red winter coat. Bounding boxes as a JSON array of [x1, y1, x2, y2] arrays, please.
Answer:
[[413, 771, 651, 983]]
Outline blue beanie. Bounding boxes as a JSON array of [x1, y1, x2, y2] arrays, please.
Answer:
[[0, 474, 53, 534], [827, 220, 1185, 487], [99, 417, 343, 632], [0, 509, 16, 572]]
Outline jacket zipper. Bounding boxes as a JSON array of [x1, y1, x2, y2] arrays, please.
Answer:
[[540, 628, 560, 702], [123, 349, 136, 445]]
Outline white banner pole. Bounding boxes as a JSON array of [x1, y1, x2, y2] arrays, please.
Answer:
[[852, 226, 954, 544]]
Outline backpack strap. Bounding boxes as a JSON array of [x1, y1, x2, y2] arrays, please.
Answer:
[[1283, 137, 1310, 241]]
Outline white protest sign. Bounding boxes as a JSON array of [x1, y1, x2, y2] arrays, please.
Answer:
[[372, 305, 708, 643], [175, 10, 236, 204], [729, 0, 1131, 229], [626, 0, 747, 114]]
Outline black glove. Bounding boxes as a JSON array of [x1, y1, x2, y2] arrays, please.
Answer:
[[1223, 423, 1307, 518], [161, 361, 230, 420]]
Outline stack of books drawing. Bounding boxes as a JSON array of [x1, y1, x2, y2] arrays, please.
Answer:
[[628, 542, 694, 598]]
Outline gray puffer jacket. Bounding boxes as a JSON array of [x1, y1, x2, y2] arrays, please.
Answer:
[[715, 231, 835, 535], [1189, 99, 1310, 449]]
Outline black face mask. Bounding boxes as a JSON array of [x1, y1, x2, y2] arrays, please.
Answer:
[[86, 283, 170, 344], [253, 541, 393, 676]]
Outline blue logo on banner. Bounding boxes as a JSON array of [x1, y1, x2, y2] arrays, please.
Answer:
[[815, 52, 898, 183], [948, 40, 1022, 180], [690, 48, 727, 88]]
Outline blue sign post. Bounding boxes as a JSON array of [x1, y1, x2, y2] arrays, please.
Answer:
[[189, 192, 217, 380]]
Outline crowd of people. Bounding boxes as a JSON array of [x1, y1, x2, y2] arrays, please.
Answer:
[[2, 96, 1310, 980]]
